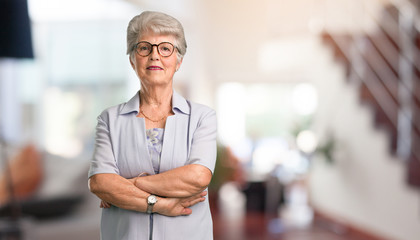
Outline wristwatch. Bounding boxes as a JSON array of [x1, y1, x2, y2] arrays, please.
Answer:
[[147, 195, 157, 214]]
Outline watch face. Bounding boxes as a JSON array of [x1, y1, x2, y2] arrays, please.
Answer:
[[148, 195, 157, 204]]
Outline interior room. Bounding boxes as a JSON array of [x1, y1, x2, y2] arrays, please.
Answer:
[[0, 0, 419, 239]]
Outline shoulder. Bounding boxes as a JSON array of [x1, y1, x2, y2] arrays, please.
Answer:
[[97, 92, 139, 123], [97, 102, 129, 124], [187, 101, 217, 128], [187, 101, 216, 118]]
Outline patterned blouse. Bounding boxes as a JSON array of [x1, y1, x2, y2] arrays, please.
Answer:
[[146, 128, 164, 174]]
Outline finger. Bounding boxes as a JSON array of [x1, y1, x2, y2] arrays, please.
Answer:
[[200, 191, 207, 197], [184, 193, 207, 204], [181, 208, 192, 216], [183, 196, 205, 208], [100, 200, 111, 208], [187, 192, 207, 201]]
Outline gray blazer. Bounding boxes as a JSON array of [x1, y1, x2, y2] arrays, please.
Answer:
[[88, 91, 217, 240]]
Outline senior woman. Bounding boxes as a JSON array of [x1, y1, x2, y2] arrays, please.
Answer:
[[88, 11, 217, 240]]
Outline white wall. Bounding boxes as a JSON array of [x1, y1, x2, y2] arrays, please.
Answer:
[[310, 46, 420, 240]]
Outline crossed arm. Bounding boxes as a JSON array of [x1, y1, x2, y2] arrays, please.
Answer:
[[88, 164, 212, 216], [89, 108, 217, 217]]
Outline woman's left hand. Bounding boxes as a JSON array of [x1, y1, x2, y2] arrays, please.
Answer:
[[100, 200, 112, 208], [155, 191, 207, 217]]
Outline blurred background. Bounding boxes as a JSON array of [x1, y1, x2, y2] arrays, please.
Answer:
[[0, 0, 419, 239]]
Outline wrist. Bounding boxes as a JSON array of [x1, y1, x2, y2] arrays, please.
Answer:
[[134, 172, 149, 189], [133, 177, 140, 188], [152, 196, 166, 214]]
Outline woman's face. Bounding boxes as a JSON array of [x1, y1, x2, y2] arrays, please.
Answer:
[[130, 33, 182, 88]]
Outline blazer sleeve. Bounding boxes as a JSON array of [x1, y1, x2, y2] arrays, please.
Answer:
[[187, 108, 217, 173], [88, 114, 120, 178]]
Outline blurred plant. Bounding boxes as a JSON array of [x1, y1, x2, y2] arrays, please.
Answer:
[[315, 132, 336, 164], [209, 145, 245, 193], [291, 116, 313, 138]]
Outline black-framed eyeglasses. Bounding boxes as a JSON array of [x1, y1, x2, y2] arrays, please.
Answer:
[[134, 41, 177, 57]]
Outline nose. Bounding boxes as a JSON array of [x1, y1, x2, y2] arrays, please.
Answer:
[[149, 45, 160, 60]]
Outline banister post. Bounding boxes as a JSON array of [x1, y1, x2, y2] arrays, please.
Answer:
[[396, 4, 415, 161]]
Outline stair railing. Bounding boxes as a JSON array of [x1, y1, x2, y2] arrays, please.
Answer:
[[322, 0, 420, 162], [363, 0, 420, 161]]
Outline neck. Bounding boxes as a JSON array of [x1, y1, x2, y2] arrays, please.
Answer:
[[139, 84, 173, 109]]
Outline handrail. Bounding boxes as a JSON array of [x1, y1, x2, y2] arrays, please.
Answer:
[[365, 1, 420, 73], [330, 35, 398, 126], [321, 0, 420, 162], [364, 0, 420, 160], [366, 33, 400, 75], [362, 38, 399, 103], [362, 37, 420, 133], [364, 2, 420, 106], [351, 37, 399, 128], [389, 0, 420, 32], [328, 34, 420, 162]]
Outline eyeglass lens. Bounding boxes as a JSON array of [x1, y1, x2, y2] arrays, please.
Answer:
[[136, 42, 174, 57]]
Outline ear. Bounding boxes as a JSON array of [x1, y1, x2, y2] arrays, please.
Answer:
[[129, 56, 135, 69], [176, 58, 183, 71]]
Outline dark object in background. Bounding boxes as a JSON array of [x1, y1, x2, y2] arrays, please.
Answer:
[[0, 1, 35, 238], [0, 196, 84, 220], [0, 218, 22, 240], [0, 0, 34, 59], [243, 181, 266, 212], [243, 181, 285, 214]]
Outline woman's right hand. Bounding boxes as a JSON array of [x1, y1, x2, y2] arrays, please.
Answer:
[[156, 191, 207, 217]]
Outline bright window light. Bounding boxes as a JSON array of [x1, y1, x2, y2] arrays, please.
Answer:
[[296, 130, 318, 153], [252, 138, 288, 174], [217, 83, 246, 146], [292, 83, 318, 115], [44, 88, 83, 158]]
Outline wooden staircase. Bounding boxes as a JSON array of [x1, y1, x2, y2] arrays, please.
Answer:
[[321, 1, 420, 187]]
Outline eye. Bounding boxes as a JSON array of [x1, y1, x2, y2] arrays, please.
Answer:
[[161, 46, 170, 52], [137, 42, 151, 51], [159, 43, 173, 54], [138, 44, 150, 51]]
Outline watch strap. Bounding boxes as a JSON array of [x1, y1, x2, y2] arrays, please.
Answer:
[[147, 204, 153, 214], [147, 195, 157, 214]]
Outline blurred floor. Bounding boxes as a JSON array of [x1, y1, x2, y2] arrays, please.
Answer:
[[211, 182, 362, 240], [27, 188, 101, 240], [212, 211, 359, 240]]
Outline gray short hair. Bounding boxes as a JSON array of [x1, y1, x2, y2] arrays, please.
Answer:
[[126, 11, 187, 61]]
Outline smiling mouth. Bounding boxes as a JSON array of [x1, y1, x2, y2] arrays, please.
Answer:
[[147, 66, 163, 70]]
